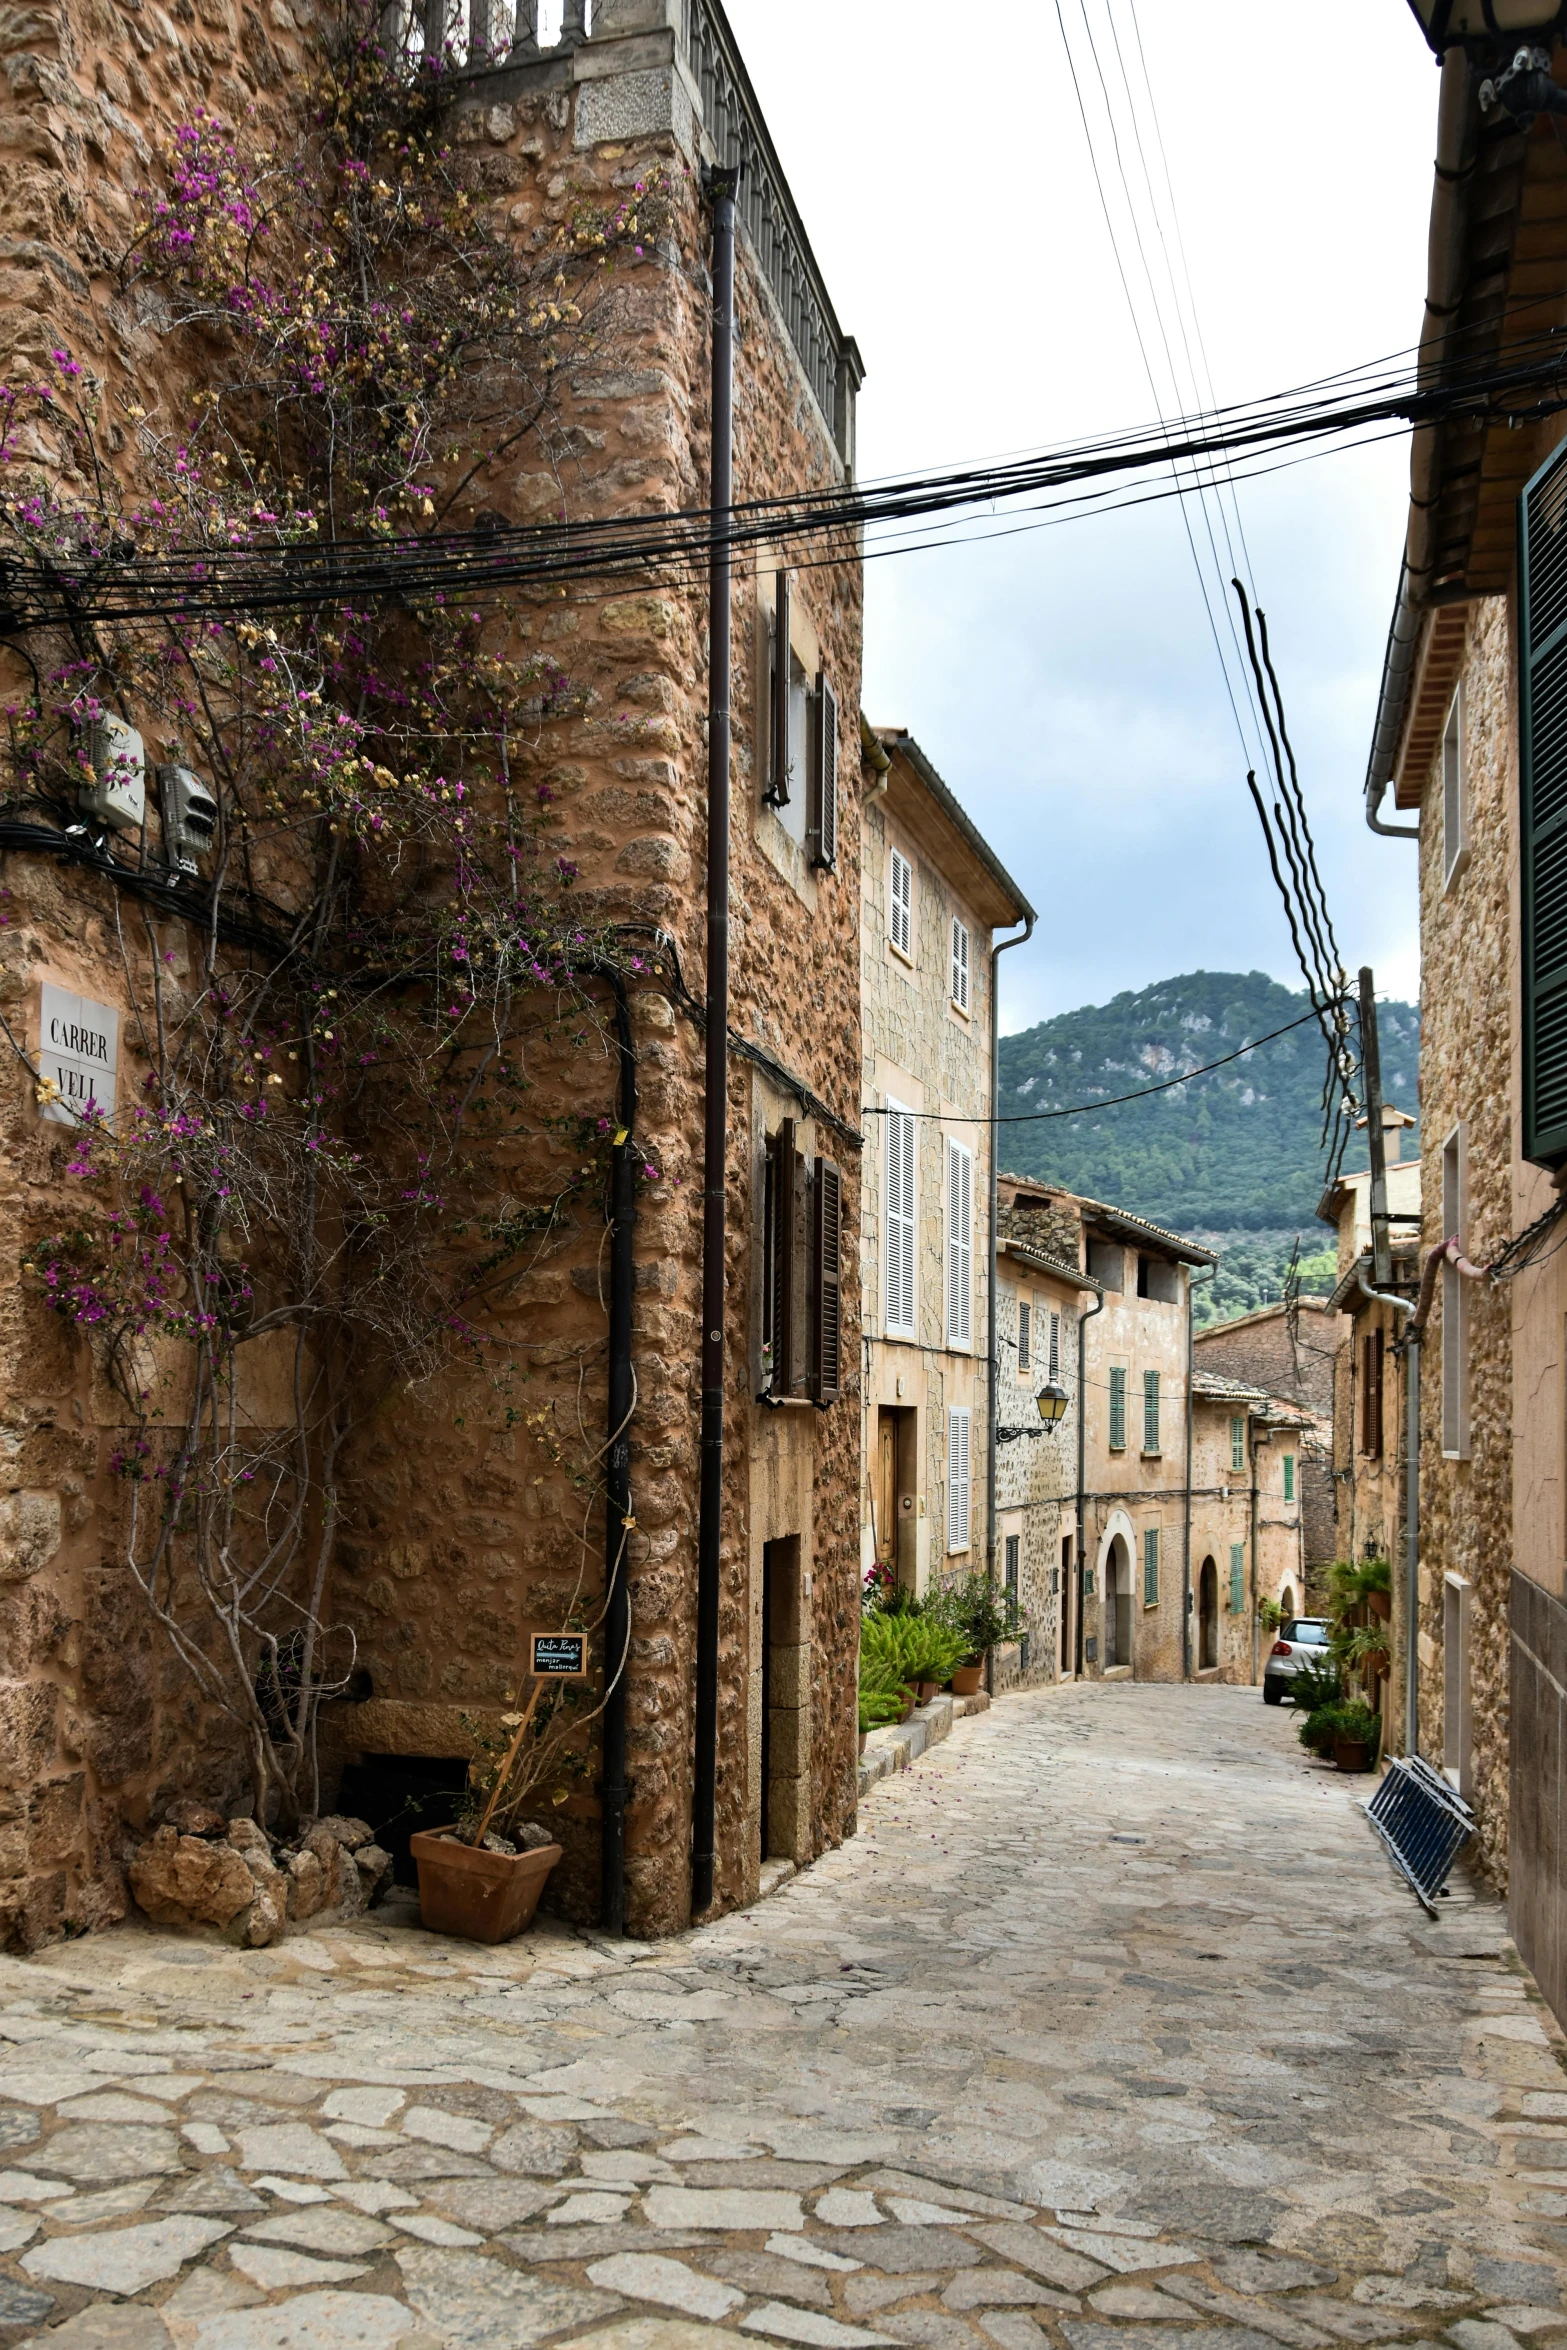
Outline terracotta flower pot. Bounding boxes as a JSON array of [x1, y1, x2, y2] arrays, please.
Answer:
[[898, 1688, 917, 1722], [1332, 1739, 1373, 1774], [916, 1679, 942, 1703], [950, 1663, 984, 1698], [409, 1827, 562, 1944], [1368, 1589, 1392, 1622]]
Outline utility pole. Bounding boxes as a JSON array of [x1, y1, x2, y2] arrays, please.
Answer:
[[1359, 967, 1393, 1290]]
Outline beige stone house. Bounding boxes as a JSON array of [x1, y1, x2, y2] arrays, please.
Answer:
[[859, 732, 1033, 1615], [1188, 1374, 1313, 1684], [0, 0, 869, 1943]]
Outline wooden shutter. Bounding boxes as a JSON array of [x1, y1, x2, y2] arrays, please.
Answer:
[[769, 567, 792, 806], [1283, 1453, 1295, 1503], [1229, 1543, 1245, 1614], [884, 1106, 915, 1336], [889, 848, 912, 957], [1362, 1330, 1384, 1458], [947, 1406, 971, 1550], [950, 918, 970, 1012], [810, 670, 838, 871], [1143, 1528, 1159, 1606], [1230, 1414, 1245, 1473], [1521, 437, 1567, 1163], [1048, 1312, 1060, 1381], [946, 1138, 972, 1347], [768, 1119, 800, 1397], [1143, 1368, 1160, 1453], [1109, 1366, 1127, 1451], [812, 1156, 842, 1405], [1017, 1301, 1031, 1372]]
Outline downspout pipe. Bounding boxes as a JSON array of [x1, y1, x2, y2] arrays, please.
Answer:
[[1183, 1266, 1213, 1680], [1359, 1267, 1418, 1754], [984, 912, 1035, 1693], [691, 164, 738, 1924], [1075, 1285, 1105, 1678], [1249, 1426, 1267, 1687], [597, 969, 637, 1935]]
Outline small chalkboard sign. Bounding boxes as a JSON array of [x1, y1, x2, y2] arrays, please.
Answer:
[[532, 1632, 587, 1678]]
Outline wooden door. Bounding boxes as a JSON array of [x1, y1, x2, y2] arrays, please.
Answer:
[[876, 1413, 897, 1562]]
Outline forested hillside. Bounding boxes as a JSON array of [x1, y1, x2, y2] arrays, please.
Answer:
[[997, 971, 1420, 1321]]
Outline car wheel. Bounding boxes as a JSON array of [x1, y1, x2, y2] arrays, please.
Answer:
[[1263, 1682, 1283, 1705]]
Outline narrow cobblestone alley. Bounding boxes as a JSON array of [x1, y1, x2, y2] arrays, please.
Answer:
[[0, 1684, 1562, 2350]]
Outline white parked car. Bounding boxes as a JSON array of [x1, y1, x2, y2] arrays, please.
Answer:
[[1263, 1617, 1333, 1705]]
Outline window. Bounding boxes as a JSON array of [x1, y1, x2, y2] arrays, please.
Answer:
[[1442, 1125, 1470, 1457], [1229, 1543, 1245, 1614], [888, 847, 913, 959], [1017, 1301, 1031, 1372], [950, 917, 970, 1013], [1004, 1532, 1019, 1604], [764, 568, 797, 808], [1048, 1312, 1060, 1381], [761, 1120, 800, 1398], [1143, 1528, 1160, 1607], [812, 1156, 843, 1405], [1282, 1453, 1296, 1503], [1143, 1369, 1161, 1454], [1230, 1415, 1246, 1474], [762, 1125, 842, 1406], [946, 1137, 973, 1348], [1086, 1237, 1123, 1291], [883, 1104, 916, 1339], [1442, 683, 1467, 888], [947, 1407, 972, 1551], [1136, 1253, 1179, 1303], [1521, 439, 1567, 1164], [1361, 1330, 1384, 1458], [1108, 1365, 1127, 1452]]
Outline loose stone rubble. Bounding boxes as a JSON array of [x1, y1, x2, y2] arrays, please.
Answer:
[[0, 1684, 1562, 2350], [125, 1818, 392, 1949]]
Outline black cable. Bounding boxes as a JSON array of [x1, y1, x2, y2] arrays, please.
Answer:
[[862, 1004, 1328, 1124]]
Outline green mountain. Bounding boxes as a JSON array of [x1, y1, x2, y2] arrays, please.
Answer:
[[997, 971, 1420, 1324]]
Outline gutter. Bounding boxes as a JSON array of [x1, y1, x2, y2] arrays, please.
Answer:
[[1365, 51, 1478, 841], [985, 911, 1036, 1689]]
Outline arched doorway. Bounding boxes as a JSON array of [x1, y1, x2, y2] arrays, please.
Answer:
[[1103, 1535, 1132, 1670], [1199, 1556, 1218, 1670], [1280, 1584, 1296, 1624]]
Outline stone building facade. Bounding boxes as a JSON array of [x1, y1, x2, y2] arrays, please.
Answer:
[[992, 1225, 1096, 1683], [1193, 1297, 1349, 1604], [0, 0, 871, 1942], [1189, 1375, 1312, 1683], [859, 730, 1031, 1616]]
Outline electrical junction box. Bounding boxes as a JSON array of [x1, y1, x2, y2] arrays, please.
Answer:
[[157, 764, 218, 873], [82, 716, 146, 832]]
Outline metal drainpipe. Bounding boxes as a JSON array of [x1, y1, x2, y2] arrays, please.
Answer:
[[1249, 1426, 1265, 1686], [1075, 1286, 1104, 1677], [1183, 1266, 1213, 1680], [598, 969, 637, 1935], [691, 164, 738, 1923], [984, 912, 1035, 1697]]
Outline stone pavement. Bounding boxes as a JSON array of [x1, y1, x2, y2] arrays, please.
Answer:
[[0, 1682, 1564, 2350]]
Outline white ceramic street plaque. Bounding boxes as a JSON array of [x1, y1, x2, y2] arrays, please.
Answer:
[[37, 982, 118, 1126]]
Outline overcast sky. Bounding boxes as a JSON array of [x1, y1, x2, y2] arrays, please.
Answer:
[[722, 0, 1438, 1036]]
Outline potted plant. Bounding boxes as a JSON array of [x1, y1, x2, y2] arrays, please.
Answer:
[[1327, 1700, 1382, 1774], [930, 1574, 1019, 1692], [410, 1668, 594, 1943], [860, 1611, 965, 1709]]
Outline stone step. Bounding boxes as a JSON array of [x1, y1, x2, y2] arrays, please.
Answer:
[[856, 1689, 989, 1796]]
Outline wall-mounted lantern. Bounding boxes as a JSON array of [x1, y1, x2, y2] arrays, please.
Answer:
[[1406, 1, 1567, 129]]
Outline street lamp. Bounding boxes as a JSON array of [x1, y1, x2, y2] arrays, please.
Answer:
[[1406, 1, 1567, 130], [996, 1381, 1071, 1445]]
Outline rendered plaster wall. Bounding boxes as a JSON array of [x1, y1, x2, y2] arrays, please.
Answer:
[[1078, 1252, 1191, 1682], [993, 1264, 1081, 1680], [1416, 593, 1513, 1893], [0, 16, 865, 1943], [1188, 1408, 1266, 1684]]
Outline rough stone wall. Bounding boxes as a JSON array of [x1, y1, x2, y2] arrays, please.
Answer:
[[0, 18, 865, 1943], [1193, 1302, 1346, 1418], [1078, 1256, 1191, 1681], [1415, 592, 1512, 1890]]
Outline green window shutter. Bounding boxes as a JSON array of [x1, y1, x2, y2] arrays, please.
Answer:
[[1283, 1453, 1295, 1502], [1230, 1415, 1245, 1473], [1229, 1544, 1245, 1613], [1143, 1528, 1159, 1606], [1143, 1369, 1160, 1452], [1521, 436, 1567, 1163], [1109, 1367, 1126, 1451]]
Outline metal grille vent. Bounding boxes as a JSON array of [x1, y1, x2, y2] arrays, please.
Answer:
[[1363, 1754, 1474, 1913]]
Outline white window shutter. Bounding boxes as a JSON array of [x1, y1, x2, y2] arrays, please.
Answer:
[[889, 849, 912, 957], [950, 918, 969, 1012], [946, 1138, 972, 1348], [948, 1406, 971, 1550], [884, 1106, 916, 1337]]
